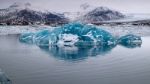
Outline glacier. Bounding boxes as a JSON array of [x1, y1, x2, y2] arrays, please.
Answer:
[[20, 22, 117, 46], [19, 22, 142, 48]]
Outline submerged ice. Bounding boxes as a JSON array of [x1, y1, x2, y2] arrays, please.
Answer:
[[20, 22, 142, 48]]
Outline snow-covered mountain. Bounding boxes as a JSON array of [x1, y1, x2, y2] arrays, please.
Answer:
[[78, 7, 125, 24], [0, 3, 69, 26], [1, 3, 150, 26]]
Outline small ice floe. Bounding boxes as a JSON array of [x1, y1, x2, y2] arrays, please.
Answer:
[[118, 34, 142, 48]]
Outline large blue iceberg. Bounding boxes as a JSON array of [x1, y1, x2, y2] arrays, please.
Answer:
[[20, 23, 117, 46], [20, 22, 142, 48]]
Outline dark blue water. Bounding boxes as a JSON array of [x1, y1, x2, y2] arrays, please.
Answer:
[[0, 35, 150, 84]]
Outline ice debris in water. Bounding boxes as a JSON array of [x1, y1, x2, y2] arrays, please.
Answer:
[[19, 22, 142, 47], [20, 22, 116, 46]]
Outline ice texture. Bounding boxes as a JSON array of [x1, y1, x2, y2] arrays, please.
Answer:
[[34, 30, 50, 46], [19, 32, 34, 44], [20, 22, 117, 46]]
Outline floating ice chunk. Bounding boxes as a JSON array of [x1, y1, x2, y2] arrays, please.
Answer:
[[20, 23, 143, 48], [0, 70, 11, 84], [118, 34, 142, 47]]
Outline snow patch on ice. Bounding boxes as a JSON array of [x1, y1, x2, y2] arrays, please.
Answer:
[[57, 34, 79, 46]]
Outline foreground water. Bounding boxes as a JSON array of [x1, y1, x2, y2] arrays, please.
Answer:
[[0, 35, 150, 84]]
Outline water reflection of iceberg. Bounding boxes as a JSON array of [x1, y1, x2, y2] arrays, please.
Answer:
[[39, 44, 116, 61], [119, 43, 141, 48], [0, 70, 11, 84]]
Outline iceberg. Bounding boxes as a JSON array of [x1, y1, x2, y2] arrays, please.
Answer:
[[118, 34, 142, 48], [19, 23, 142, 49], [19, 23, 143, 60], [19, 22, 117, 46]]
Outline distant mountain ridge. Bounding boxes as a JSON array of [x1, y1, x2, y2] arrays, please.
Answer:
[[78, 7, 125, 24], [0, 3, 127, 25], [0, 3, 69, 26]]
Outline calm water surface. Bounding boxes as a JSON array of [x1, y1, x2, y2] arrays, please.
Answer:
[[0, 35, 150, 84]]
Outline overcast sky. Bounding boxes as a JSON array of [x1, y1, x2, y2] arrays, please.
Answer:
[[0, 0, 150, 13]]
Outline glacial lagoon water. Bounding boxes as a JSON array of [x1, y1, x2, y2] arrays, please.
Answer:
[[0, 34, 150, 84]]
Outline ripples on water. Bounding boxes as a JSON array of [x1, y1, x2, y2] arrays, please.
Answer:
[[0, 35, 150, 84]]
